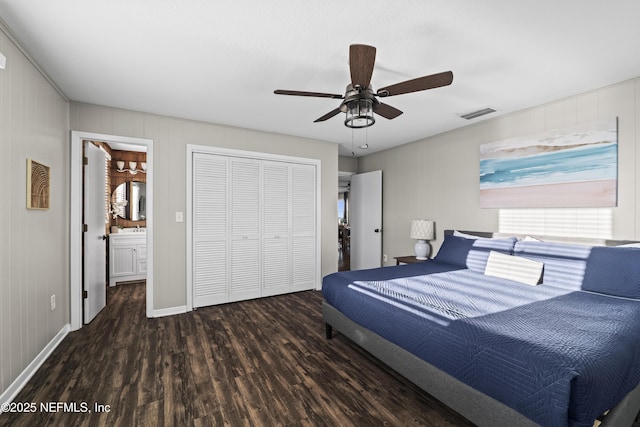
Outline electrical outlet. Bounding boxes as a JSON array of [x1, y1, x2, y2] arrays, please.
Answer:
[[383, 254, 388, 262], [50, 294, 56, 311]]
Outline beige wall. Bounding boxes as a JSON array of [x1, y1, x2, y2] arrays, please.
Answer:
[[69, 103, 338, 310], [359, 78, 640, 265], [0, 27, 70, 396], [338, 155, 358, 173]]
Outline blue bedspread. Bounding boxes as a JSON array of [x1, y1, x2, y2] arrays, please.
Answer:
[[322, 262, 640, 427]]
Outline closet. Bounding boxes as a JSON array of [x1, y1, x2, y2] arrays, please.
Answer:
[[190, 148, 319, 309]]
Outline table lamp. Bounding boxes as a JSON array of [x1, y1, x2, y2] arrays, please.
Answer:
[[410, 220, 435, 260]]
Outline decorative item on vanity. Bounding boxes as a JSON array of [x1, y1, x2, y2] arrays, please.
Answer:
[[410, 219, 435, 260], [116, 160, 147, 175], [110, 195, 128, 232]]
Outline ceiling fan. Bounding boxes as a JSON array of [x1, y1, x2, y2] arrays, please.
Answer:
[[274, 44, 453, 128]]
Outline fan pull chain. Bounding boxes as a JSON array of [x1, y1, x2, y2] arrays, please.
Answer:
[[365, 125, 368, 150], [351, 127, 355, 156]]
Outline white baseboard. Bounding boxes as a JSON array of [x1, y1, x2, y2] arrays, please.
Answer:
[[152, 305, 187, 318], [0, 324, 70, 409]]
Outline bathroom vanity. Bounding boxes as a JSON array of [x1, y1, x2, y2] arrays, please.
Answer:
[[109, 232, 147, 286]]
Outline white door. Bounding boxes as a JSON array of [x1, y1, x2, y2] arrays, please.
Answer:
[[291, 164, 317, 290], [83, 141, 107, 323], [262, 161, 290, 296], [229, 158, 262, 302], [192, 153, 229, 308], [350, 170, 382, 270]]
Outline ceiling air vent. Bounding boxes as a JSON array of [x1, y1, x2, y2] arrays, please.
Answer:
[[460, 107, 496, 120]]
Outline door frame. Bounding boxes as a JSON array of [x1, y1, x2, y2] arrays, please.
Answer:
[[70, 131, 154, 331]]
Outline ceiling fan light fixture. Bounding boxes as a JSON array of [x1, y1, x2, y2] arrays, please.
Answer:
[[274, 45, 452, 127], [344, 98, 375, 128]]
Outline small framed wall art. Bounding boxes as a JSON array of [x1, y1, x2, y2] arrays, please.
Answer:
[[27, 158, 50, 210]]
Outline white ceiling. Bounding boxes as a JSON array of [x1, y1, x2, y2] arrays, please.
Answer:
[[2, 1, 640, 157]]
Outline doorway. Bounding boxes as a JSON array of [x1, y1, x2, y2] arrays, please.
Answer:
[[70, 131, 154, 331], [338, 171, 353, 271]]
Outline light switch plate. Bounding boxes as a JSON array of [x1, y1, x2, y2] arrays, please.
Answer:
[[176, 212, 184, 222]]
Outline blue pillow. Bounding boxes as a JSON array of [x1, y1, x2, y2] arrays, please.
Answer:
[[582, 246, 640, 299], [434, 234, 517, 273], [434, 235, 475, 267], [514, 241, 593, 291]]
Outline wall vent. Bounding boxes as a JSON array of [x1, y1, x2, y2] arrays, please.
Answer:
[[460, 107, 496, 120]]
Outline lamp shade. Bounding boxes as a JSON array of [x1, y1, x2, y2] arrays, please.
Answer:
[[410, 220, 434, 240]]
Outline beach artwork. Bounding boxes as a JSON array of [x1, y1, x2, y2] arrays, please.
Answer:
[[480, 118, 617, 208]]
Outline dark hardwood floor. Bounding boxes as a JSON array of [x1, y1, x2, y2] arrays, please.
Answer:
[[2, 283, 473, 427], [338, 241, 350, 271]]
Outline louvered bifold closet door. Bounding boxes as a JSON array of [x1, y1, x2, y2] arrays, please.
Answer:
[[262, 161, 291, 296], [291, 164, 317, 291], [193, 153, 229, 307], [230, 158, 262, 302]]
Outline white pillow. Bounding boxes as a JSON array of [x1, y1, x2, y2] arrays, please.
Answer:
[[453, 230, 484, 239], [484, 251, 544, 286], [619, 243, 640, 248], [523, 235, 542, 242]]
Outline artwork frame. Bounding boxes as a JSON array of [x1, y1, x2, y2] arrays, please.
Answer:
[[27, 158, 50, 210], [480, 118, 618, 208]]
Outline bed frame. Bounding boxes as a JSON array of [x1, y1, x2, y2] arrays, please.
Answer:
[[323, 230, 640, 427]]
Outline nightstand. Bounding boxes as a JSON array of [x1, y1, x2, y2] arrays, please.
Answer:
[[394, 255, 429, 265]]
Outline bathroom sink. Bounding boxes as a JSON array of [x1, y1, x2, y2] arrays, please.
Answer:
[[118, 227, 146, 233]]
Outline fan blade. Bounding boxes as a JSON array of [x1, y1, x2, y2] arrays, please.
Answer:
[[314, 108, 342, 122], [374, 103, 403, 119], [377, 71, 453, 97], [349, 44, 376, 88], [274, 89, 343, 99]]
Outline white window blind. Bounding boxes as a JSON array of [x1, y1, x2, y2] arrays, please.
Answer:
[[498, 208, 613, 239]]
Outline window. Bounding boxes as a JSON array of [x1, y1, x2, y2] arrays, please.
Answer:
[[498, 208, 613, 239], [338, 192, 349, 224]]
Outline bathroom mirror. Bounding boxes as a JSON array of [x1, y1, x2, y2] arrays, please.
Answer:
[[112, 181, 146, 221]]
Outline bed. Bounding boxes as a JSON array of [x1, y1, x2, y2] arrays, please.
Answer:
[[322, 230, 640, 427]]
